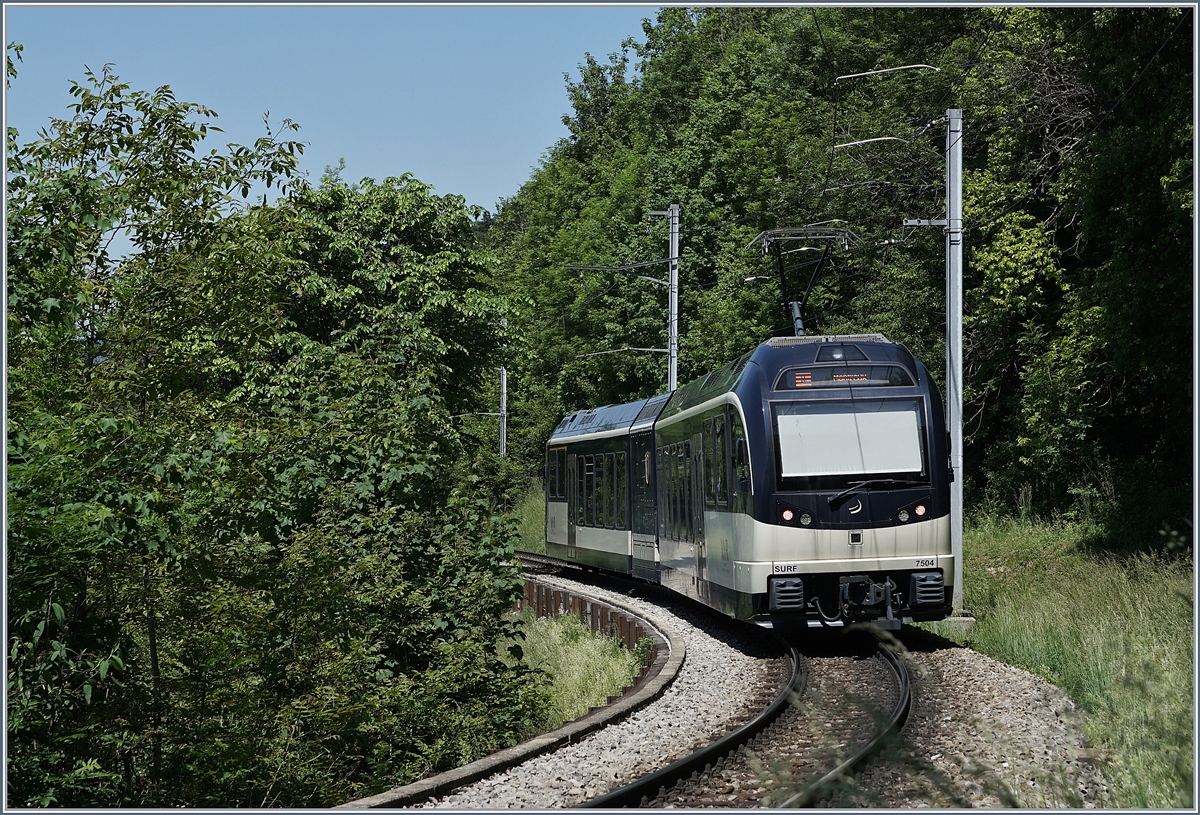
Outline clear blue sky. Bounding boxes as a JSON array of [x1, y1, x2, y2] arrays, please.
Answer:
[[4, 4, 658, 212]]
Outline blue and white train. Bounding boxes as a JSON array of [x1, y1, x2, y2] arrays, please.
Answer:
[[544, 334, 953, 629]]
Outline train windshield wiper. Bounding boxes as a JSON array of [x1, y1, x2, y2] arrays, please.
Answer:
[[827, 479, 926, 509]]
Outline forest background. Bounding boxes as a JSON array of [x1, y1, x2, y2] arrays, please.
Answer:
[[6, 6, 1193, 808]]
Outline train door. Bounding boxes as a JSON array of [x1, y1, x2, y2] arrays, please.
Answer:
[[691, 431, 708, 598], [566, 453, 578, 559], [630, 431, 657, 581]]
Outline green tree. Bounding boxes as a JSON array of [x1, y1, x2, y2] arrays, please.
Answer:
[[7, 57, 542, 807]]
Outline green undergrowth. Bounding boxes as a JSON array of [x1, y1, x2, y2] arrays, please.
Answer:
[[504, 608, 641, 733], [921, 517, 1194, 808], [512, 481, 546, 554]]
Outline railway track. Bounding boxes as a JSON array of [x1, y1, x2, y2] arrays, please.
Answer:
[[583, 630, 911, 808], [351, 554, 914, 808], [517, 553, 915, 809]]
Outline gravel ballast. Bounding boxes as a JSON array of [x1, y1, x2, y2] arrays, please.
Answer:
[[814, 639, 1111, 808], [419, 572, 783, 808], [414, 576, 1108, 809]]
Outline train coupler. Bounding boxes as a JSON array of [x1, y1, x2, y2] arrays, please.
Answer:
[[839, 574, 902, 630]]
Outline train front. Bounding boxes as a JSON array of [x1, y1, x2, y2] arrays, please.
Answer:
[[738, 335, 953, 629]]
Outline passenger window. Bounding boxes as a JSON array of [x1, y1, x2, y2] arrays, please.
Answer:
[[682, 441, 691, 542], [615, 452, 626, 528], [557, 449, 566, 498], [703, 418, 716, 507], [731, 413, 751, 510], [671, 444, 681, 539], [600, 453, 609, 528], [714, 414, 727, 506], [576, 458, 585, 525], [609, 453, 616, 527], [584, 455, 594, 527], [655, 447, 666, 537]]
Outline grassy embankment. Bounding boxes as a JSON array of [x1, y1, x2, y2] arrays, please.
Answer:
[[923, 517, 1193, 809], [513, 482, 546, 554], [506, 482, 640, 734]]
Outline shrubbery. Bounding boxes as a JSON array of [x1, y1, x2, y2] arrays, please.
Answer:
[[6, 56, 540, 806]]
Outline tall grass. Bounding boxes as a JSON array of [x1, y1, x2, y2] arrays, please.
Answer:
[[924, 517, 1194, 808], [507, 609, 641, 732], [506, 484, 640, 730], [512, 481, 545, 554]]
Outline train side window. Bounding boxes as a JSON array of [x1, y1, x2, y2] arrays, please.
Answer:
[[576, 456, 586, 525], [601, 453, 611, 528], [682, 441, 691, 542], [596, 453, 604, 528], [605, 453, 615, 528], [667, 445, 675, 538], [557, 449, 566, 498], [655, 447, 666, 537], [608, 453, 616, 527], [675, 444, 684, 540], [595, 453, 604, 528], [714, 414, 727, 506], [615, 452, 626, 528], [731, 412, 751, 509], [670, 444, 680, 539], [703, 418, 716, 507], [585, 455, 595, 527]]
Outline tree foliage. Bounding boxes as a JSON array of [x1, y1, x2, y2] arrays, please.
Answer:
[[7, 57, 539, 807], [484, 7, 1192, 540]]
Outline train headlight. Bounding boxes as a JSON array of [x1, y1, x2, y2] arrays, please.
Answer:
[[915, 504, 927, 517], [898, 509, 910, 522], [800, 512, 813, 526], [781, 508, 795, 523]]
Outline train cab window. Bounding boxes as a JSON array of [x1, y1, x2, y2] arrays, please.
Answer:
[[772, 397, 928, 491]]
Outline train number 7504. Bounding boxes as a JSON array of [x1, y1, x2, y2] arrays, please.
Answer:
[[914, 558, 936, 568]]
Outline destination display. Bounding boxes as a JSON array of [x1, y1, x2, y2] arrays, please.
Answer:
[[777, 365, 914, 389]]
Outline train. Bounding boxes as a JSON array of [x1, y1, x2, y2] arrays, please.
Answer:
[[543, 333, 953, 630]]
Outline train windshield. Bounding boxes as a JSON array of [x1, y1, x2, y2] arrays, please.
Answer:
[[772, 397, 927, 491]]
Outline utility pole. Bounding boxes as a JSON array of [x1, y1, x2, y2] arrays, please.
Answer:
[[946, 109, 964, 614], [904, 108, 964, 615], [566, 205, 680, 392], [499, 366, 507, 458], [500, 317, 508, 457], [647, 204, 680, 392]]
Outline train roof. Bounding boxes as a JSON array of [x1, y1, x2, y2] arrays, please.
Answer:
[[751, 333, 917, 371], [548, 334, 920, 444], [549, 398, 654, 442]]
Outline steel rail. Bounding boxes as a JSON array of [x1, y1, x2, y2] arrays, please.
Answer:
[[576, 640, 804, 809], [778, 641, 912, 808], [517, 550, 911, 809]]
